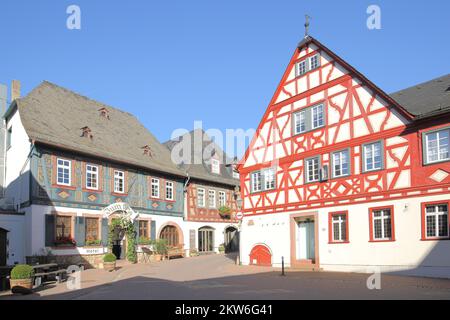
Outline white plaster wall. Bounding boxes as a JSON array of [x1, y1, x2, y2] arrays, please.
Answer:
[[0, 213, 25, 264], [240, 194, 450, 278], [5, 109, 31, 207], [183, 221, 239, 254]]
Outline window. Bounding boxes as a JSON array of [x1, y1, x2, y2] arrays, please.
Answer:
[[151, 178, 160, 198], [208, 190, 216, 208], [56, 216, 72, 240], [423, 203, 449, 239], [312, 104, 324, 129], [86, 164, 99, 190], [165, 181, 174, 200], [329, 212, 348, 243], [6, 127, 12, 149], [218, 191, 226, 207], [232, 170, 240, 179], [332, 150, 350, 178], [251, 168, 276, 193], [211, 159, 220, 174], [138, 220, 149, 239], [251, 171, 262, 193], [363, 141, 383, 172], [295, 60, 308, 77], [294, 110, 306, 134], [197, 188, 205, 207], [57, 158, 71, 186], [305, 157, 320, 183], [85, 217, 99, 242], [370, 208, 393, 241], [424, 128, 450, 164], [309, 54, 320, 70], [264, 168, 275, 190], [114, 170, 125, 194]]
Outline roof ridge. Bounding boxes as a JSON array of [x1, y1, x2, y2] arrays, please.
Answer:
[[390, 73, 450, 95]]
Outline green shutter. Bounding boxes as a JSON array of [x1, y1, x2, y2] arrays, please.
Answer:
[[75, 217, 85, 247], [45, 215, 55, 247], [151, 221, 156, 240], [134, 220, 139, 241], [101, 218, 109, 247]]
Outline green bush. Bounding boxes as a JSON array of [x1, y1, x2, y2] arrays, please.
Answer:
[[10, 265, 34, 280], [138, 237, 152, 245], [218, 244, 225, 253], [85, 239, 102, 246], [103, 253, 117, 263], [151, 239, 168, 255]]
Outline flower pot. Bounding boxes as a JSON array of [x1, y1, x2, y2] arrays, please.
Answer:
[[103, 261, 116, 272], [153, 254, 163, 262], [10, 278, 33, 294]]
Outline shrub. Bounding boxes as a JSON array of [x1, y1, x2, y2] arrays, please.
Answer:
[[138, 237, 152, 245], [103, 253, 117, 263], [218, 244, 225, 253], [10, 265, 34, 280], [85, 239, 101, 246], [151, 239, 168, 255]]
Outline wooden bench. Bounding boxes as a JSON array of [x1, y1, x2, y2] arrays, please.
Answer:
[[34, 269, 67, 287], [166, 246, 185, 259]]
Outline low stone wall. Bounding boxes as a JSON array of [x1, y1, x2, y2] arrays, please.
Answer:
[[27, 254, 105, 269]]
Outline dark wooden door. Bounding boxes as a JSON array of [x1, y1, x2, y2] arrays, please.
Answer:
[[0, 229, 7, 266]]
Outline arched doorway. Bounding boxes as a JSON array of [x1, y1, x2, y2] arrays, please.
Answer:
[[198, 227, 215, 253], [249, 244, 272, 266], [224, 226, 239, 253], [160, 225, 180, 247], [110, 219, 127, 260]]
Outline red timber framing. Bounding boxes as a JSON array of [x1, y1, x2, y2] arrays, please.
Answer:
[[186, 183, 239, 223], [238, 36, 450, 217]]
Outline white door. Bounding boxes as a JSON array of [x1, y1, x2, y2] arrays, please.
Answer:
[[296, 221, 315, 261]]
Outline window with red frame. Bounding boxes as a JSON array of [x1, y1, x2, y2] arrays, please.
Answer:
[[371, 208, 393, 241], [424, 203, 449, 239], [330, 212, 348, 243]]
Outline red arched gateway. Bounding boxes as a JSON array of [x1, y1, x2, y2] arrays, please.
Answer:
[[249, 244, 272, 266]]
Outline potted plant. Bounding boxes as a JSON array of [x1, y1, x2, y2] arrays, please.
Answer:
[[54, 236, 77, 247], [138, 237, 152, 246], [10, 264, 35, 294], [189, 249, 199, 257], [218, 244, 225, 254], [103, 253, 117, 272], [85, 239, 101, 247], [151, 239, 168, 261], [218, 206, 232, 219]]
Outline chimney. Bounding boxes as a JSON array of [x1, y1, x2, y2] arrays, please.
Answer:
[[11, 80, 21, 102]]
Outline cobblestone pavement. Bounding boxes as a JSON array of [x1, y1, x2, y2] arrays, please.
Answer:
[[2, 254, 450, 300]]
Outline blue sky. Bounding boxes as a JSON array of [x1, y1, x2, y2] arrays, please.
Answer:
[[0, 0, 449, 157]]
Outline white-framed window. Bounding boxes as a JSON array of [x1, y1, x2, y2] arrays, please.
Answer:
[[263, 168, 275, 190], [424, 128, 449, 164], [208, 190, 216, 208], [425, 204, 449, 239], [232, 170, 239, 179], [363, 141, 383, 172], [197, 188, 205, 207], [151, 178, 160, 198], [332, 150, 350, 178], [114, 170, 125, 193], [295, 60, 308, 77], [305, 157, 320, 183], [85, 164, 99, 190], [165, 181, 174, 201], [372, 209, 392, 241], [331, 213, 347, 242], [312, 104, 324, 129], [251, 171, 262, 193], [294, 110, 306, 134], [218, 191, 226, 207], [57, 158, 71, 186], [309, 54, 320, 70], [211, 159, 220, 174]]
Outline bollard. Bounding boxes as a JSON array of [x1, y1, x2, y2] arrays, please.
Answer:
[[281, 256, 286, 276]]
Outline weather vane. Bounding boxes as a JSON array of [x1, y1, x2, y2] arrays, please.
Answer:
[[305, 14, 311, 38]]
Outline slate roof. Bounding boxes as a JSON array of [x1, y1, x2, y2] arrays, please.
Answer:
[[164, 129, 239, 187], [390, 74, 450, 118], [13, 81, 185, 177]]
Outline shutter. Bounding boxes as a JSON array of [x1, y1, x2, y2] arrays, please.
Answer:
[[150, 221, 156, 240], [101, 218, 109, 247], [75, 217, 85, 247], [45, 215, 55, 247], [422, 132, 428, 165], [134, 220, 139, 241], [380, 140, 385, 170], [305, 107, 312, 132], [361, 144, 367, 172]]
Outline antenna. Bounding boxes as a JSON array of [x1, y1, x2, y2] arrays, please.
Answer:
[[305, 14, 311, 38]]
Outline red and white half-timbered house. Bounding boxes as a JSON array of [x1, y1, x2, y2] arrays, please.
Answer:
[[238, 36, 450, 278]]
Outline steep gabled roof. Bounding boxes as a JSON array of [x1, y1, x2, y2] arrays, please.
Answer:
[[164, 129, 239, 187], [14, 81, 185, 177], [390, 74, 450, 119]]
